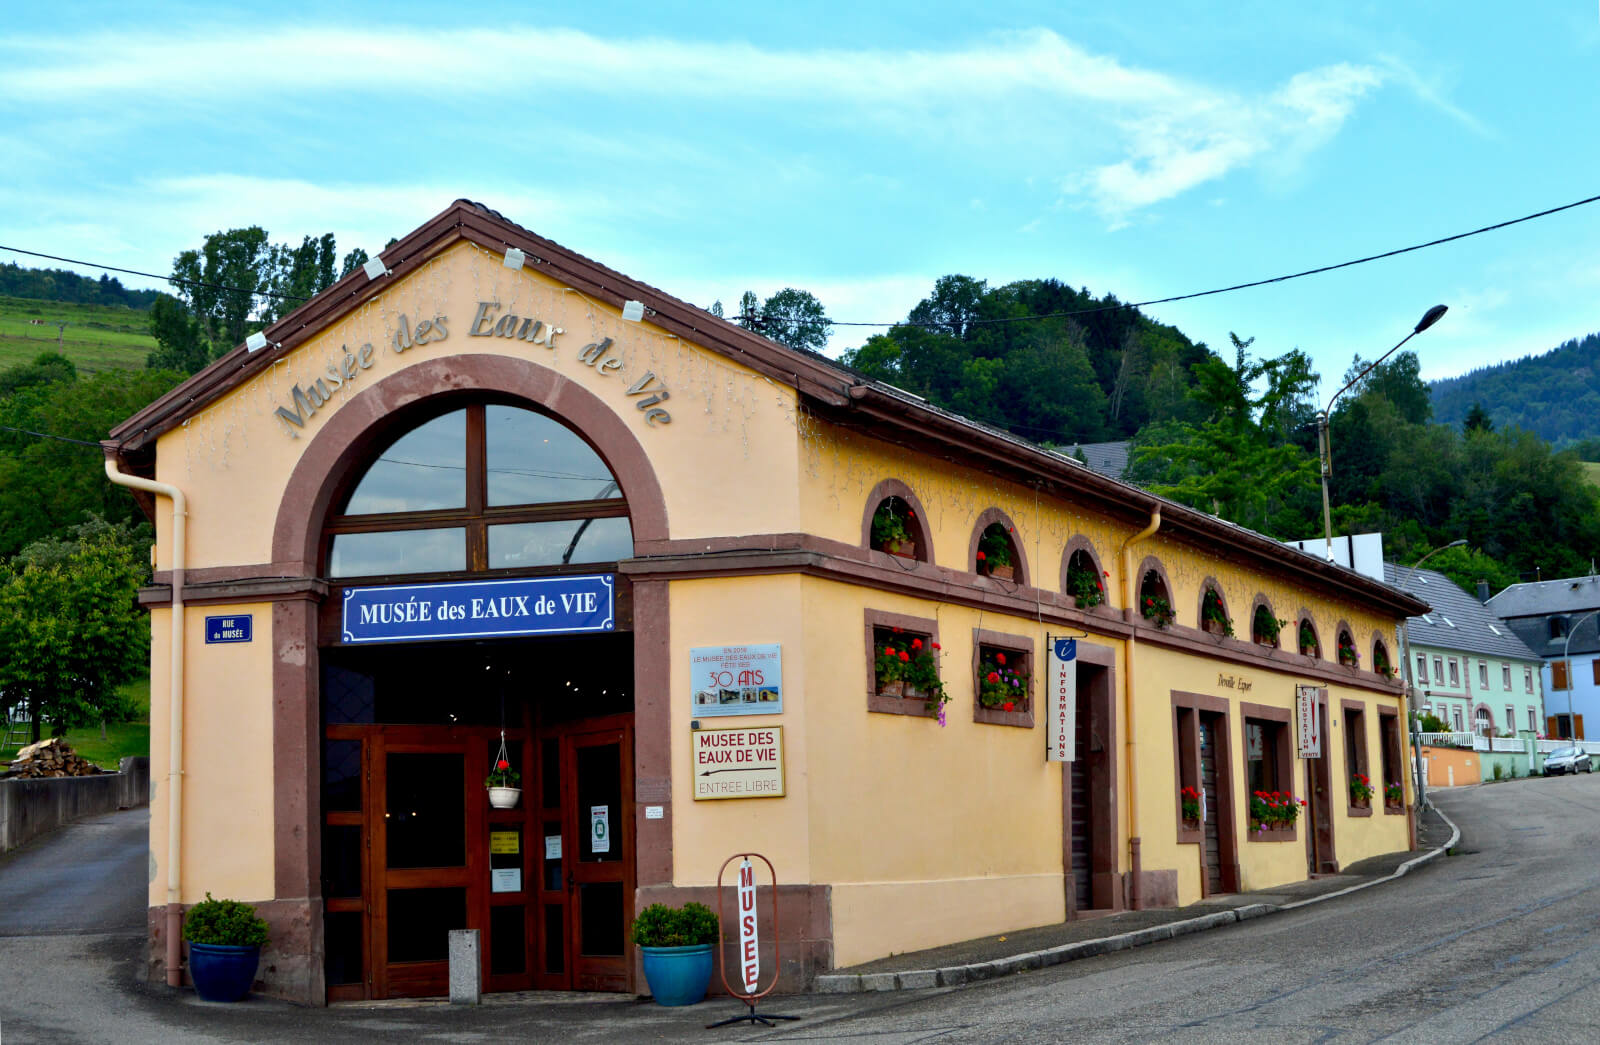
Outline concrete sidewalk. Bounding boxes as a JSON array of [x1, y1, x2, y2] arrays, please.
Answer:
[[815, 802, 1458, 994]]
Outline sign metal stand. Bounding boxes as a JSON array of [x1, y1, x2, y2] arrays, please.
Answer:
[[706, 852, 800, 1029]]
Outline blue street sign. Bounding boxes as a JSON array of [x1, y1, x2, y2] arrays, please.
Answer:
[[204, 615, 253, 644], [341, 574, 615, 644]]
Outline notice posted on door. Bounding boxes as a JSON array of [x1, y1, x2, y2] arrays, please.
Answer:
[[692, 726, 785, 800]]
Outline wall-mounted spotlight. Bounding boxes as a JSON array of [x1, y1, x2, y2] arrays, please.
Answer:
[[244, 331, 280, 353], [503, 247, 526, 271], [362, 256, 390, 280], [621, 300, 645, 322]]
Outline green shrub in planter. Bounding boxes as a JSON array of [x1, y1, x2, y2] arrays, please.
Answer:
[[631, 901, 717, 947], [182, 893, 269, 1002], [183, 893, 269, 947], [631, 902, 718, 1006]]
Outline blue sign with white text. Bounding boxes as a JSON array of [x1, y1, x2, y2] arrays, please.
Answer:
[[341, 575, 615, 644], [205, 615, 253, 644]]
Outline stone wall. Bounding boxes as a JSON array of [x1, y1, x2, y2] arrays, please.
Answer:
[[0, 756, 150, 852]]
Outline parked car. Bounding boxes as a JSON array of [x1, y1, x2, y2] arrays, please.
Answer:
[[1543, 746, 1593, 775]]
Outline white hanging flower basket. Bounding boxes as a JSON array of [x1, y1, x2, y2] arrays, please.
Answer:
[[488, 786, 522, 809]]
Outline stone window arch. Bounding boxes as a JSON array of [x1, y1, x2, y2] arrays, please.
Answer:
[[1295, 612, 1321, 659], [861, 479, 932, 563], [1198, 578, 1232, 637], [969, 508, 1027, 585], [1136, 557, 1175, 628], [1335, 623, 1359, 667], [1249, 596, 1284, 649], [1371, 636, 1394, 679], [1062, 537, 1108, 610]]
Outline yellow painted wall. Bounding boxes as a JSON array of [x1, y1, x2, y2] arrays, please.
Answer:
[[1420, 745, 1479, 788], [145, 603, 277, 906]]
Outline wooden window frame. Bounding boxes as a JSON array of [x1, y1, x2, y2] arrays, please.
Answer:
[[1342, 700, 1371, 818], [972, 628, 1035, 728], [1378, 708, 1405, 814], [1240, 701, 1297, 843], [1171, 692, 1232, 847], [323, 400, 630, 583], [864, 609, 941, 719]]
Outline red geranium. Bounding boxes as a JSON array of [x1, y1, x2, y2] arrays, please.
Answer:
[[899, 651, 910, 662], [996, 652, 1007, 665], [911, 638, 922, 650], [1002, 701, 1015, 712], [986, 671, 1000, 684], [496, 759, 509, 770], [977, 550, 987, 561]]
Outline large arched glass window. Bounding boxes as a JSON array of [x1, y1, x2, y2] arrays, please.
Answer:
[[325, 403, 630, 580]]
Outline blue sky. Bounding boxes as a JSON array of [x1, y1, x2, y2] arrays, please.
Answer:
[[3, 2, 1599, 410]]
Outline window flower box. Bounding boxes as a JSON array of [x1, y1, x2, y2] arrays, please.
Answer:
[[1349, 772, 1374, 808]]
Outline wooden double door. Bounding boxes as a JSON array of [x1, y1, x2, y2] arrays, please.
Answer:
[[324, 716, 634, 1000]]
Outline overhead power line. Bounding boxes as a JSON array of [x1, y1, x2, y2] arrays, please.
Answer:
[[827, 191, 1600, 328], [2, 190, 1597, 334], [0, 245, 312, 305]]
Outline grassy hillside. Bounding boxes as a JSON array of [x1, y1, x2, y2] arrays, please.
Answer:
[[0, 295, 155, 373]]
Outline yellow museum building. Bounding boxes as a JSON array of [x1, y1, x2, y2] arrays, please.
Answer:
[[104, 200, 1426, 1004]]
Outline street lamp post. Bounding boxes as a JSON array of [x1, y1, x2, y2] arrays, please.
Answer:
[[1318, 305, 1448, 561], [1396, 538, 1467, 819]]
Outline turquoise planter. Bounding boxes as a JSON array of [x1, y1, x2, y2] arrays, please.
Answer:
[[639, 944, 714, 1006]]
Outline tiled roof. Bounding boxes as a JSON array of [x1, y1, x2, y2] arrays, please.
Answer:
[[1061, 441, 1130, 480], [1484, 575, 1600, 618], [1385, 563, 1540, 662]]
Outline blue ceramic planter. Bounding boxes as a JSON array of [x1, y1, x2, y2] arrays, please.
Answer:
[[188, 943, 261, 1002], [639, 944, 714, 1006]]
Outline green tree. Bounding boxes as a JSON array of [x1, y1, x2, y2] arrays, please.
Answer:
[[1463, 401, 1494, 433], [170, 226, 273, 354], [0, 531, 148, 742], [147, 294, 209, 374], [759, 288, 831, 353], [0, 367, 183, 557]]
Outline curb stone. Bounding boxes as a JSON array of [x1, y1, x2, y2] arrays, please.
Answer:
[[811, 817, 1458, 994]]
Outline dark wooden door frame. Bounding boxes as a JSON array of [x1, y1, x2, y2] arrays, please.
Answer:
[[1062, 643, 1118, 917], [1171, 691, 1239, 898], [1305, 692, 1338, 875], [538, 715, 636, 993]]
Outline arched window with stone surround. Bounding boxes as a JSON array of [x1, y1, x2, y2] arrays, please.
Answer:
[[1372, 639, 1393, 679], [324, 401, 631, 580], [1251, 603, 1284, 648], [869, 495, 922, 560], [1296, 616, 1321, 658], [1139, 568, 1174, 629]]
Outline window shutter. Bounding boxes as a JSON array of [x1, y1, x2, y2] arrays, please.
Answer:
[[1553, 661, 1570, 690], [1547, 715, 1559, 738], [1578, 714, 1586, 740], [1591, 659, 1599, 685]]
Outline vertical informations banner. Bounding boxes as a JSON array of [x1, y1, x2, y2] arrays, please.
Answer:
[[1296, 685, 1322, 758], [1047, 637, 1078, 762]]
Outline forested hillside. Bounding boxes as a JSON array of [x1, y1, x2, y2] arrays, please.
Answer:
[[1431, 331, 1600, 446], [0, 263, 160, 309], [839, 275, 1211, 443]]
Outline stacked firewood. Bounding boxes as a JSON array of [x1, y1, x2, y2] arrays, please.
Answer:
[[3, 738, 104, 778]]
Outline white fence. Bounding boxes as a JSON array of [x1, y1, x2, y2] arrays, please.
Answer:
[[1417, 732, 1473, 748], [1417, 733, 1600, 756]]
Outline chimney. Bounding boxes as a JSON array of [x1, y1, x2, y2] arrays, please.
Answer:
[[1476, 580, 1490, 603]]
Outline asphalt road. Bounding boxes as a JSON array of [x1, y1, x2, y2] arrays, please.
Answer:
[[1, 774, 1597, 1043]]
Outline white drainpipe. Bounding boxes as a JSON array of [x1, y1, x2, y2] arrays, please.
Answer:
[[103, 451, 187, 988]]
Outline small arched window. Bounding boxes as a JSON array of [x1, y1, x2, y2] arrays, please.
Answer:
[[1251, 604, 1283, 648], [1065, 548, 1105, 609], [976, 522, 1020, 581], [1297, 617, 1321, 658], [1336, 629, 1359, 667], [1200, 586, 1232, 637], [325, 402, 631, 580], [869, 496, 922, 560], [1139, 569, 1174, 629], [1373, 640, 1393, 678]]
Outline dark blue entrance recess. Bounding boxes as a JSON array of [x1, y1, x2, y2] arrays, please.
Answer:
[[341, 574, 615, 644], [204, 615, 253, 644]]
